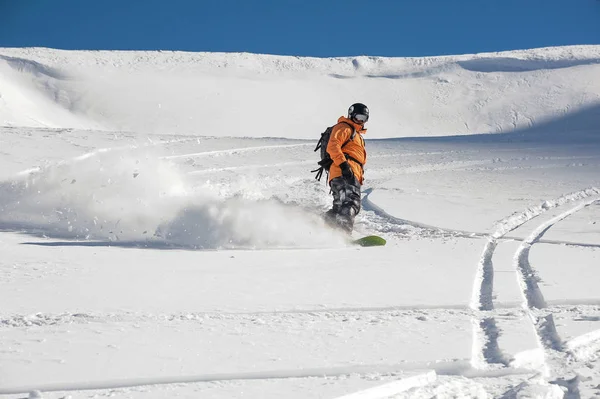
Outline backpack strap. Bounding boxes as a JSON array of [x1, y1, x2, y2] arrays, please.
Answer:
[[339, 122, 362, 171], [314, 122, 355, 153], [339, 122, 356, 149], [345, 154, 364, 171], [311, 122, 358, 182]]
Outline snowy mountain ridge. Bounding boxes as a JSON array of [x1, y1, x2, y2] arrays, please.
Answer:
[[2, 45, 600, 73], [1, 45, 600, 138]]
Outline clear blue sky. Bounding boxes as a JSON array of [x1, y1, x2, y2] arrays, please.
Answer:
[[1, 0, 599, 57]]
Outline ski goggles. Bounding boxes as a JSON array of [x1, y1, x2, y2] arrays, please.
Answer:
[[353, 113, 369, 123]]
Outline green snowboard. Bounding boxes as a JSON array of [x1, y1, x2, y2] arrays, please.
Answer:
[[352, 235, 387, 247]]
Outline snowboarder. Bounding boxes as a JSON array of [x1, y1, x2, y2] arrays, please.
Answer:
[[323, 103, 369, 234]]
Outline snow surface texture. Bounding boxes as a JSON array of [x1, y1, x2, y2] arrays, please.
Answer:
[[0, 46, 600, 398], [1, 46, 600, 138]]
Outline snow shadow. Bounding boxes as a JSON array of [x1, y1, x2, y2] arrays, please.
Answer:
[[497, 101, 600, 144], [386, 102, 600, 145], [457, 56, 600, 73], [512, 102, 600, 138], [330, 64, 453, 80], [330, 56, 600, 80], [0, 151, 342, 250], [0, 55, 70, 80], [19, 239, 181, 250]]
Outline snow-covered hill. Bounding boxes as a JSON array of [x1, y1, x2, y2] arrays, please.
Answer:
[[0, 47, 599, 398], [1, 46, 600, 137]]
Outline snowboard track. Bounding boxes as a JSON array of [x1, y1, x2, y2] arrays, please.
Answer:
[[3, 130, 600, 396], [0, 359, 533, 396], [161, 143, 313, 160], [469, 187, 600, 397], [361, 188, 600, 249], [361, 188, 486, 240], [12, 135, 200, 178]]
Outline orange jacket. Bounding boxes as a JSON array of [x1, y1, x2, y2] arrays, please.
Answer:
[[327, 116, 367, 184]]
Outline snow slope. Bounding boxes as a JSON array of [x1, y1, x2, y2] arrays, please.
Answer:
[[1, 46, 600, 138], [0, 47, 600, 398]]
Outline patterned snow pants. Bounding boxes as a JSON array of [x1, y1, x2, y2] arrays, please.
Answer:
[[324, 176, 362, 234]]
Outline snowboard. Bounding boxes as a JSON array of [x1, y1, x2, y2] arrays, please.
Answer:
[[351, 235, 386, 247]]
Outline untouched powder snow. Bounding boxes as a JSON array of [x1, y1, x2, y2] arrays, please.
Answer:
[[0, 46, 599, 398]]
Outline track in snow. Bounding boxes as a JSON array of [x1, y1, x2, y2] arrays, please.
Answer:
[[160, 143, 314, 160], [467, 187, 600, 397], [3, 131, 600, 397]]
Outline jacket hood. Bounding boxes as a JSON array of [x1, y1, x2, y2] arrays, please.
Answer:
[[338, 116, 367, 134]]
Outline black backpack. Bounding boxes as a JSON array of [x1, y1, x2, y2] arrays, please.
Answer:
[[311, 122, 355, 181]]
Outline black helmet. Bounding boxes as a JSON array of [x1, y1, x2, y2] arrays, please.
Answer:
[[348, 103, 369, 123]]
